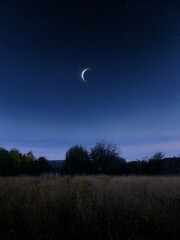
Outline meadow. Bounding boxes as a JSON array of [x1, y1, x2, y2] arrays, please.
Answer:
[[0, 175, 180, 240]]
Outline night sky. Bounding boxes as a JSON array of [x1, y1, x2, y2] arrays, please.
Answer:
[[1, 0, 180, 160]]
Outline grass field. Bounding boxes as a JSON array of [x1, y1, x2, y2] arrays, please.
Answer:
[[0, 175, 180, 240]]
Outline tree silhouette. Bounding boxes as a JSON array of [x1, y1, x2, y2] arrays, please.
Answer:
[[90, 140, 126, 174], [9, 149, 22, 174], [37, 157, 52, 174], [65, 145, 92, 174], [149, 152, 165, 175], [0, 148, 15, 175], [151, 152, 165, 161]]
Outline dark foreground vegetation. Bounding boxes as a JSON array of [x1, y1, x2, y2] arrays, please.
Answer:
[[1, 175, 180, 240]]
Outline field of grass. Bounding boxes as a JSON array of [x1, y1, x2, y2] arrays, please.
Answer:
[[0, 175, 180, 240]]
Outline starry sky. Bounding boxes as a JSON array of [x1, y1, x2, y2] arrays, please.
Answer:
[[1, 0, 180, 160]]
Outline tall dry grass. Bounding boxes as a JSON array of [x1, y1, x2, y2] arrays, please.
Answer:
[[0, 175, 180, 240]]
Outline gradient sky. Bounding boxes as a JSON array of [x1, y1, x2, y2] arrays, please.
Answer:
[[1, 0, 180, 160]]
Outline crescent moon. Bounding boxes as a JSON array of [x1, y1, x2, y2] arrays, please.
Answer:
[[81, 68, 91, 82]]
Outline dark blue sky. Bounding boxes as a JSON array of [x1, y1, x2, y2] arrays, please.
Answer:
[[1, 0, 180, 160]]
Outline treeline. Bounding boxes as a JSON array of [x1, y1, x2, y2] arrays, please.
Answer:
[[62, 140, 180, 175], [1, 140, 180, 176], [0, 148, 52, 176]]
